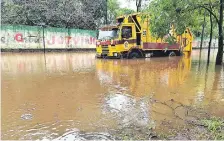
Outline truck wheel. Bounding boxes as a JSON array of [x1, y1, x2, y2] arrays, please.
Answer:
[[169, 51, 176, 57], [177, 51, 183, 56], [129, 52, 140, 59]]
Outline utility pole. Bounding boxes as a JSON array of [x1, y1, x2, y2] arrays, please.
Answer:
[[42, 25, 46, 54], [36, 23, 46, 53], [136, 0, 142, 12], [105, 0, 108, 24]]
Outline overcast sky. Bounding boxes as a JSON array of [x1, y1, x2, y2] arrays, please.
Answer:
[[117, 0, 136, 11]]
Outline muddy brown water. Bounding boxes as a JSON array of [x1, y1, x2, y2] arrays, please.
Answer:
[[1, 50, 224, 140]]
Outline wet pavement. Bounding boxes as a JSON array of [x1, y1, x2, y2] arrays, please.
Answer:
[[1, 50, 224, 140]]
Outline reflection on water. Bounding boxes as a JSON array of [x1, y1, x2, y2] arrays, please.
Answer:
[[53, 130, 114, 141], [103, 94, 150, 127], [96, 56, 192, 97], [1, 50, 224, 140], [2, 52, 95, 74]]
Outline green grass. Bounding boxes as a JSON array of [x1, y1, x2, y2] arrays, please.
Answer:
[[201, 117, 224, 140], [202, 117, 223, 132]]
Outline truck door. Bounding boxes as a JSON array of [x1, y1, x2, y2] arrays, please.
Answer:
[[121, 25, 136, 50]]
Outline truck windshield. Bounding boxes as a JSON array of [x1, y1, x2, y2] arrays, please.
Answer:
[[98, 29, 118, 40]]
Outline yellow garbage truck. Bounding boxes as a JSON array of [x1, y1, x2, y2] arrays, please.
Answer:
[[96, 13, 193, 59]]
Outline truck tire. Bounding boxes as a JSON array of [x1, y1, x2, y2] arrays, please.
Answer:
[[169, 51, 176, 57], [178, 51, 183, 56], [129, 52, 140, 59]]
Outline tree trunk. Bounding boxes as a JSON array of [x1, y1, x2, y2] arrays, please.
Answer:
[[200, 11, 206, 51], [215, 0, 223, 65], [207, 12, 213, 64]]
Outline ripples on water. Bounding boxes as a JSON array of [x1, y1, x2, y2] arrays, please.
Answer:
[[1, 50, 224, 140]]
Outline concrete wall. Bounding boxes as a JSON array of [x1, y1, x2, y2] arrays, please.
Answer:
[[192, 37, 219, 49], [1, 25, 97, 50], [0, 25, 219, 51]]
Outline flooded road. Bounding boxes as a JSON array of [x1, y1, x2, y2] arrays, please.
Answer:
[[1, 50, 224, 140]]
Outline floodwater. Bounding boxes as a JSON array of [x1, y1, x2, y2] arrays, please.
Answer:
[[1, 50, 224, 140]]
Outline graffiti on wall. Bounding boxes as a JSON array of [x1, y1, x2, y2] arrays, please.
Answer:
[[1, 32, 42, 44], [1, 25, 97, 49], [1, 25, 219, 49]]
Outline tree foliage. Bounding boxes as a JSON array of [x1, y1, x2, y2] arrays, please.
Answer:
[[107, 0, 135, 24], [1, 0, 135, 28], [146, 0, 223, 65], [1, 0, 107, 30], [146, 0, 218, 38]]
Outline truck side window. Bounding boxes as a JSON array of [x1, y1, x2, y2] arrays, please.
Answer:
[[112, 29, 118, 38], [122, 26, 132, 39]]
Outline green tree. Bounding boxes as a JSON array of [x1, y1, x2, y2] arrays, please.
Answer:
[[117, 8, 135, 16], [146, 0, 223, 65], [1, 0, 107, 30], [107, 0, 135, 24], [107, 0, 120, 24], [1, 0, 134, 28]]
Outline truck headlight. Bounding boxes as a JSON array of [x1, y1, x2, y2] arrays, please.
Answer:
[[96, 41, 100, 46], [113, 53, 117, 56]]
